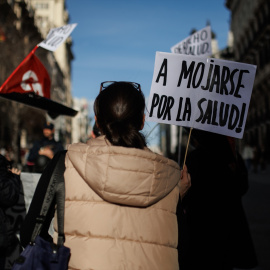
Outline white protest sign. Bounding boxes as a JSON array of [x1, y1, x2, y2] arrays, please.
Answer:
[[171, 26, 212, 57], [38, 23, 77, 51], [146, 52, 257, 139]]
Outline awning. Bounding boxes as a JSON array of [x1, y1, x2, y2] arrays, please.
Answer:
[[0, 92, 78, 119]]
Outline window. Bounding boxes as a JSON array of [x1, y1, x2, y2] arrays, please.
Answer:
[[35, 3, 49, 9]]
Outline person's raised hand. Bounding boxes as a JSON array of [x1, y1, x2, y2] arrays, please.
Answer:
[[39, 147, 54, 159], [179, 165, 191, 200], [10, 167, 21, 175]]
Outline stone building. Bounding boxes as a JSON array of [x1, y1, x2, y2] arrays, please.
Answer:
[[72, 97, 90, 143], [0, 0, 43, 164], [25, 0, 74, 146], [226, 0, 270, 161]]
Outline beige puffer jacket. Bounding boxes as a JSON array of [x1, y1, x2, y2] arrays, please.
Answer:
[[54, 136, 181, 270]]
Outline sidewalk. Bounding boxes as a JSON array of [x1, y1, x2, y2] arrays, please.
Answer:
[[248, 164, 270, 183], [237, 164, 270, 270]]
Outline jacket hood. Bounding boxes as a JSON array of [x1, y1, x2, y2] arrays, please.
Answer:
[[66, 136, 181, 207]]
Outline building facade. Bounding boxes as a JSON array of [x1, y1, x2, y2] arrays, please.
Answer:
[[226, 0, 270, 161], [0, 0, 44, 165], [25, 0, 74, 145], [72, 97, 90, 143]]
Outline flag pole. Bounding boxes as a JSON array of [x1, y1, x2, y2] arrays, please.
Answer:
[[0, 45, 39, 91], [178, 126, 183, 165], [182, 127, 193, 168]]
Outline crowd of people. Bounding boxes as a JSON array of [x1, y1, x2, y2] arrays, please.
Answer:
[[0, 81, 262, 269]]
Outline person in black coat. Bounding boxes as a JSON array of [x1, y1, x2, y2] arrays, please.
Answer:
[[181, 129, 257, 270], [26, 122, 64, 173], [0, 154, 22, 270]]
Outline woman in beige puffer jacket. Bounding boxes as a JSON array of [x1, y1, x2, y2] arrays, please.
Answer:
[[54, 81, 191, 270]]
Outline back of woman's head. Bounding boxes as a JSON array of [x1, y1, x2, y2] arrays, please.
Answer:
[[94, 82, 146, 149]]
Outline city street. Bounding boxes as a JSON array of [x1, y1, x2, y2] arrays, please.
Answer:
[[239, 165, 270, 270]]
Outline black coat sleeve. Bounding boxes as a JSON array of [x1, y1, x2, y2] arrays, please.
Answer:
[[27, 140, 42, 162], [20, 151, 64, 247], [0, 171, 20, 208]]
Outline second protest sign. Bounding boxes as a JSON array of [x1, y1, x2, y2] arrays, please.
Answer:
[[146, 52, 257, 139]]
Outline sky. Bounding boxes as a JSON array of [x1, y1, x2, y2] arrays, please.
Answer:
[[65, 0, 231, 145]]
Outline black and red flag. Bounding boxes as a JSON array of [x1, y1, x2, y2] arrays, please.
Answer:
[[0, 46, 77, 118]]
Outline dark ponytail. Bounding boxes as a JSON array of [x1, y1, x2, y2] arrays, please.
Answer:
[[94, 82, 146, 149]]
